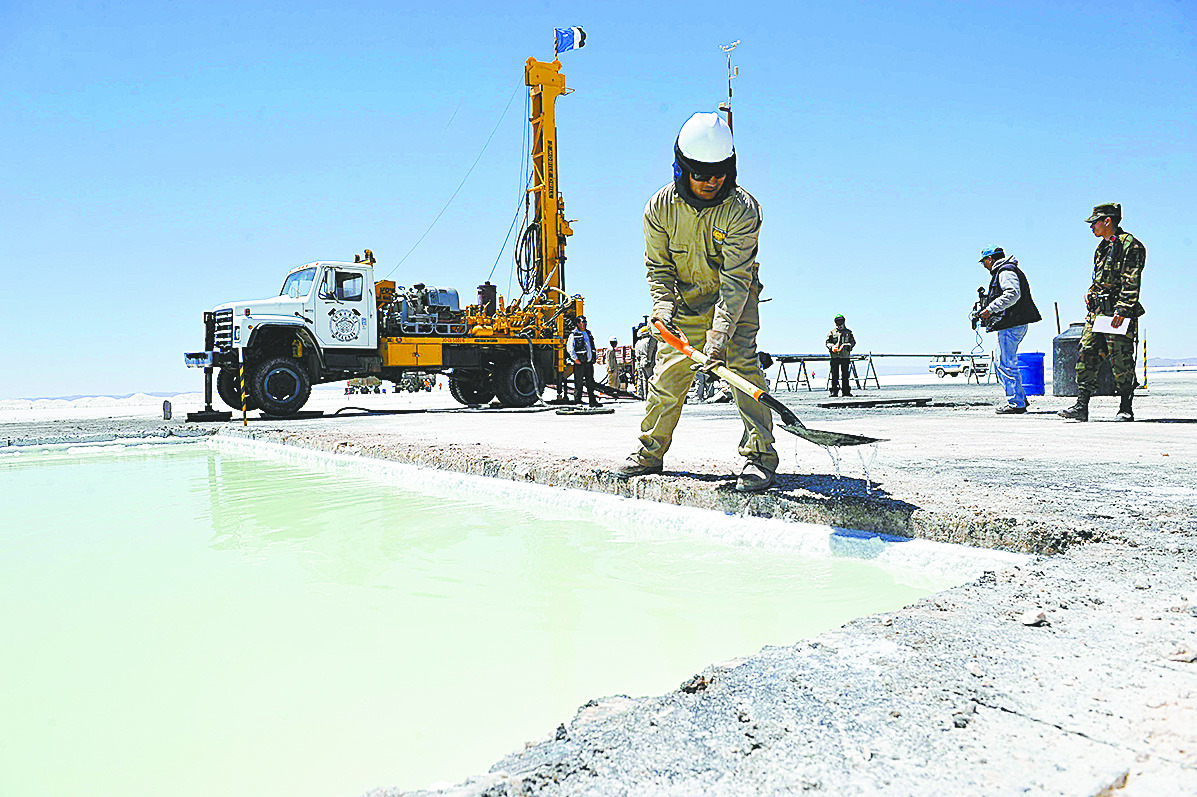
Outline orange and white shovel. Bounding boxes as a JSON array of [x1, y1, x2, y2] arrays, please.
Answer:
[[654, 319, 884, 448]]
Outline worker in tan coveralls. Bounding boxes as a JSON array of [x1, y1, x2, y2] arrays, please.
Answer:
[[614, 112, 778, 492], [606, 336, 620, 390]]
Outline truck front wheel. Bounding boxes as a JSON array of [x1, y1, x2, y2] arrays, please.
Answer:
[[251, 356, 311, 416], [217, 367, 259, 411]]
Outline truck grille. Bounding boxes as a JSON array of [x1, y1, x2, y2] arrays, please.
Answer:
[[212, 309, 234, 351]]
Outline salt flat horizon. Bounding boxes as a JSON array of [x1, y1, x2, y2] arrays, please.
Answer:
[[7, 360, 1196, 405]]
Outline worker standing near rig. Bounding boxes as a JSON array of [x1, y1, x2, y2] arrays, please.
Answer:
[[567, 316, 601, 407], [615, 112, 778, 492]]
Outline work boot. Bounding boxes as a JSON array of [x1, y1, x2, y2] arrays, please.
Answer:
[[829, 389, 839, 397], [996, 404, 1027, 415], [1058, 391, 1090, 422], [842, 389, 853, 397], [1115, 391, 1134, 422], [613, 456, 663, 480], [735, 461, 775, 493]]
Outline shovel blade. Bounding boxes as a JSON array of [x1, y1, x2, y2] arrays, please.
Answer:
[[780, 424, 886, 447]]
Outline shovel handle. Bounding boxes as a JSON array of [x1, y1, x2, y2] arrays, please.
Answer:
[[652, 319, 766, 401], [653, 319, 697, 357]]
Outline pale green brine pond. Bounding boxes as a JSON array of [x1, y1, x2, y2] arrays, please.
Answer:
[[0, 441, 996, 796]]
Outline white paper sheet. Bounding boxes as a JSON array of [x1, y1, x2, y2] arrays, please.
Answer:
[[1091, 315, 1130, 335]]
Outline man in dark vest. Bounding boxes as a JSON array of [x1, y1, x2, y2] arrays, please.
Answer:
[[975, 247, 1042, 414], [567, 316, 601, 406]]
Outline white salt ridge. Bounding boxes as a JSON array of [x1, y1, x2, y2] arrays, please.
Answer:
[[8, 438, 199, 457], [213, 437, 1027, 586], [65, 444, 130, 455], [0, 392, 191, 410]]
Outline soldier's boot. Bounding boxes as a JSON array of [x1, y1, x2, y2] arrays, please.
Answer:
[[1058, 390, 1090, 422], [1115, 390, 1134, 422]]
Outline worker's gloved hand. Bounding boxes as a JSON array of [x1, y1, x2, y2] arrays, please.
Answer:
[[693, 329, 729, 373], [650, 303, 674, 330]]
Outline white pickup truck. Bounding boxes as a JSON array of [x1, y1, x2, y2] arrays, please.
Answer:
[[928, 352, 990, 378]]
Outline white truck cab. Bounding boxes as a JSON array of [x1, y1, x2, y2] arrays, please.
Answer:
[[223, 261, 377, 352], [272, 262, 377, 351], [187, 260, 382, 417]]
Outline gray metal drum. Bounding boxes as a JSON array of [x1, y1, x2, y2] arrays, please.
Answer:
[[1053, 322, 1115, 396]]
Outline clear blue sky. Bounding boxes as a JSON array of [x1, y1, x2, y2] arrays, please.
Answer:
[[2, 0, 1193, 399]]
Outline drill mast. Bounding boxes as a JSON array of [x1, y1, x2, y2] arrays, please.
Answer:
[[523, 57, 574, 302]]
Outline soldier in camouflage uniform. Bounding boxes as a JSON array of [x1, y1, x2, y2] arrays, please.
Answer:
[[1059, 203, 1145, 422]]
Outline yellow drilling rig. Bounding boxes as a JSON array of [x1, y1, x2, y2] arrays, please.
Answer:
[[186, 53, 587, 416]]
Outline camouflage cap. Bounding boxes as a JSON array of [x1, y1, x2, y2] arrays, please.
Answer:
[[1086, 202, 1121, 224]]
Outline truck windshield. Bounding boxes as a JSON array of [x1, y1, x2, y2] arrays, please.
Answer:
[[280, 268, 316, 299]]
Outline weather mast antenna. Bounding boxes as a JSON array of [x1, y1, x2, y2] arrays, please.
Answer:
[[718, 40, 740, 133]]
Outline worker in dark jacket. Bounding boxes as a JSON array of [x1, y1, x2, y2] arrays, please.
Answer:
[[825, 315, 856, 397], [567, 317, 600, 406], [975, 247, 1042, 414]]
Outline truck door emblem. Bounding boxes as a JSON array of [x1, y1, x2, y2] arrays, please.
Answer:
[[328, 308, 362, 342]]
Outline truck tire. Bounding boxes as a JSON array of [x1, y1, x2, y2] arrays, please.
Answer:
[[935, 368, 946, 378], [449, 375, 495, 406], [217, 367, 259, 411], [493, 358, 541, 408], [250, 356, 311, 416]]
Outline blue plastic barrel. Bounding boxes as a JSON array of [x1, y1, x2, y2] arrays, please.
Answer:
[[1018, 351, 1045, 396]]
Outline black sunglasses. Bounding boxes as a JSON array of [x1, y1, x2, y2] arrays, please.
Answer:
[[691, 171, 726, 183]]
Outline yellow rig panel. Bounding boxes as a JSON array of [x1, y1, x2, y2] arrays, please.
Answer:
[[381, 341, 444, 368]]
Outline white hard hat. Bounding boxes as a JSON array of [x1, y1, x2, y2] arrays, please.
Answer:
[[677, 112, 733, 163]]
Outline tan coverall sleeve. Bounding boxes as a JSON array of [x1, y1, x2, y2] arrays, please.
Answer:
[[710, 203, 762, 337], [643, 205, 678, 321]]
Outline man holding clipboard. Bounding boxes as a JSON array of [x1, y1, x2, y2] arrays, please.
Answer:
[[1059, 203, 1146, 422]]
